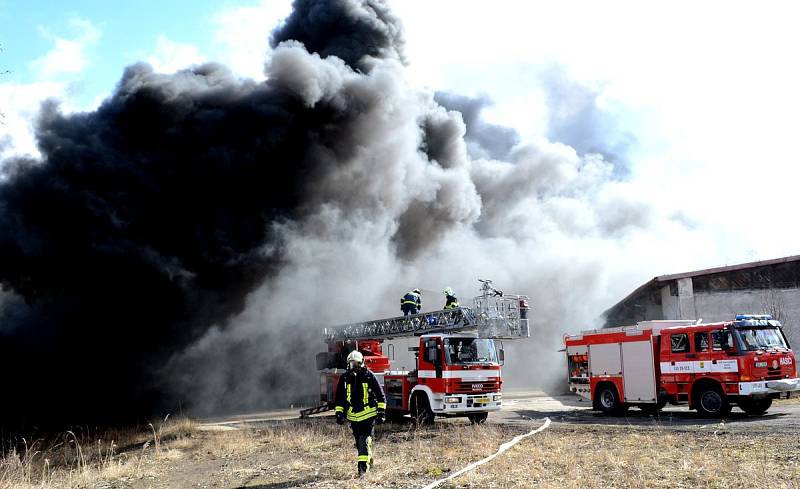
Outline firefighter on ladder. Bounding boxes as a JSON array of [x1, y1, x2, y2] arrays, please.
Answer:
[[400, 288, 422, 315], [443, 287, 459, 309], [335, 350, 386, 476]]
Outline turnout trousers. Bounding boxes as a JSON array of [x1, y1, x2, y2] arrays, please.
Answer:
[[350, 418, 375, 472]]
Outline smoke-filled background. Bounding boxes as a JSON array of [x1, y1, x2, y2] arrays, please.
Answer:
[[1, 0, 798, 427]]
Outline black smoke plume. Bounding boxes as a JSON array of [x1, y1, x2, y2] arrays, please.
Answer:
[[271, 0, 405, 70], [0, 0, 405, 428]]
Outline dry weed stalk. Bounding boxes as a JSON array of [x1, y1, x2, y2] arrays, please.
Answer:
[[0, 414, 197, 489]]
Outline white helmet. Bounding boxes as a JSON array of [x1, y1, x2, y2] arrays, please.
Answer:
[[412, 288, 421, 295], [443, 287, 454, 296], [347, 350, 364, 367]]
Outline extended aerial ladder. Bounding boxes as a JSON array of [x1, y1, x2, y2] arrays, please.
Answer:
[[300, 281, 530, 418], [324, 280, 530, 342]]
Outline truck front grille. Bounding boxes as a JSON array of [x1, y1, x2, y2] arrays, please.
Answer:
[[452, 381, 500, 393]]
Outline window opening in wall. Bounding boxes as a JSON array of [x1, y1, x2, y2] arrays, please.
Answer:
[[669, 282, 679, 296]]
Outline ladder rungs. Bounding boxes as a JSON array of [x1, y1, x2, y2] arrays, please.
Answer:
[[324, 307, 476, 341]]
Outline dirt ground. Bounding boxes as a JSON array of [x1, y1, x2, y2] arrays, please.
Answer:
[[3, 393, 800, 489]]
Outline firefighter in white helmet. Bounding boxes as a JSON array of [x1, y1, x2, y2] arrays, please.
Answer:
[[442, 287, 459, 309], [400, 288, 422, 315], [334, 350, 386, 476]]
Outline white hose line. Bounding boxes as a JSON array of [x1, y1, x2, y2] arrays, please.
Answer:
[[420, 417, 551, 489]]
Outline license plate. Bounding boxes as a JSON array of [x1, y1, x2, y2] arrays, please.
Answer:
[[476, 397, 490, 403]]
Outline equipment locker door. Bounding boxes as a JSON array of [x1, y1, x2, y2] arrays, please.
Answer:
[[621, 340, 657, 402], [588, 343, 622, 376]]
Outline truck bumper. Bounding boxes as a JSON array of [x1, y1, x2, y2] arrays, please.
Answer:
[[436, 392, 502, 414], [569, 382, 592, 401], [738, 378, 800, 396]]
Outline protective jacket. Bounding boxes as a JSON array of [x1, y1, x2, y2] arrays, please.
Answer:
[[401, 292, 421, 309], [444, 294, 460, 309], [335, 366, 387, 422]]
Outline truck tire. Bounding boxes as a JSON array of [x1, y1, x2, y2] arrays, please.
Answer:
[[412, 393, 435, 426], [693, 383, 730, 417], [738, 397, 772, 415], [594, 384, 626, 415], [468, 413, 488, 424]]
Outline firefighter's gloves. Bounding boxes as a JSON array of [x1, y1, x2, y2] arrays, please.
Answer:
[[376, 409, 386, 424], [336, 412, 345, 425]]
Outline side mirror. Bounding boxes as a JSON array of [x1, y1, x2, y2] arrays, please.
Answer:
[[498, 348, 505, 365]]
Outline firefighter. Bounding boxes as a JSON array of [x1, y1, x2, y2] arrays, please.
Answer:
[[400, 288, 422, 315], [334, 350, 386, 476], [443, 287, 459, 309]]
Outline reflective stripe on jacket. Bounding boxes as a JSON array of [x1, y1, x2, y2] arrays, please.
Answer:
[[334, 365, 387, 422], [444, 295, 459, 309], [401, 292, 421, 307]]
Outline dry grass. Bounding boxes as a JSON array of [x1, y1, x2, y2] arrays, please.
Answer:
[[0, 416, 196, 489], [204, 419, 514, 488], [3, 417, 799, 488], [219, 421, 800, 489], [448, 424, 800, 489]]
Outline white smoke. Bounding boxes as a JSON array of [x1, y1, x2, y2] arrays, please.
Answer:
[[166, 37, 707, 413]]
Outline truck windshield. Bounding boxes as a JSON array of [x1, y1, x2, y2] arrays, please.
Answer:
[[736, 327, 788, 351], [443, 338, 497, 365]]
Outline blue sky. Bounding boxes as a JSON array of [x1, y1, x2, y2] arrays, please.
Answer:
[[1, 0, 244, 105]]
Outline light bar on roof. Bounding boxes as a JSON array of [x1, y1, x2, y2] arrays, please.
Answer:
[[735, 314, 773, 320]]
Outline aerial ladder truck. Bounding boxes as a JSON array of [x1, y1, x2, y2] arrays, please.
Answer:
[[301, 280, 530, 424]]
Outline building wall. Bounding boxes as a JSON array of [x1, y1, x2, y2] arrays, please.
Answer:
[[662, 278, 699, 320], [658, 280, 800, 346], [607, 259, 800, 345], [691, 288, 800, 346], [661, 285, 679, 320], [677, 277, 697, 320], [614, 281, 800, 346]]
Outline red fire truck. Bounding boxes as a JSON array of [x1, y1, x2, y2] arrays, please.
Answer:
[[301, 280, 529, 424], [564, 315, 800, 417]]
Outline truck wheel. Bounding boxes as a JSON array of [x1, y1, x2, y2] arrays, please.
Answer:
[[594, 384, 626, 415], [693, 384, 730, 417], [468, 413, 488, 424], [413, 394, 435, 426], [739, 397, 772, 415]]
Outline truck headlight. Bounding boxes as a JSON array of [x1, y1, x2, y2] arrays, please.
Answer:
[[445, 396, 461, 404], [493, 395, 502, 401]]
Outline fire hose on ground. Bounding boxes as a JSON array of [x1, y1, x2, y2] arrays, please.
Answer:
[[420, 417, 552, 489]]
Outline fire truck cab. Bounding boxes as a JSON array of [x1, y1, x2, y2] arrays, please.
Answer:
[[564, 315, 800, 417], [318, 333, 504, 424]]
